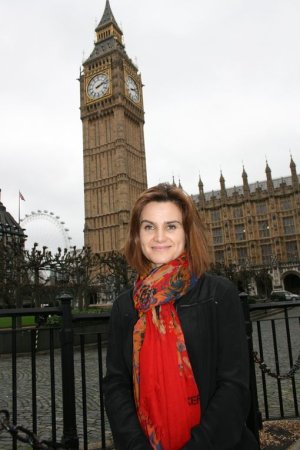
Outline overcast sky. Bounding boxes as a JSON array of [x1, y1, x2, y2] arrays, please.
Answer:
[[1, 0, 300, 251]]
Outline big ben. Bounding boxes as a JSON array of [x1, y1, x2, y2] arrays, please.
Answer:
[[80, 0, 147, 253]]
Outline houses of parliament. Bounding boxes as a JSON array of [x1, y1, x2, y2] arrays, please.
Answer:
[[0, 1, 298, 298], [80, 1, 300, 294]]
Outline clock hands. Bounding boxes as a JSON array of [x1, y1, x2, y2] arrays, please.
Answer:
[[95, 81, 107, 90], [90, 74, 138, 101], [126, 77, 139, 102], [87, 73, 110, 100]]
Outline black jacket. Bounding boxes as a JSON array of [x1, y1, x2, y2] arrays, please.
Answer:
[[103, 273, 259, 450]]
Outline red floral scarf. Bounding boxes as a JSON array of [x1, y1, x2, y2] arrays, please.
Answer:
[[133, 254, 201, 450]]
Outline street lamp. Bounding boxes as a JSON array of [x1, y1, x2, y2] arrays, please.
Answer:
[[271, 254, 282, 289]]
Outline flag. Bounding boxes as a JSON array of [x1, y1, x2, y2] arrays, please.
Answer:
[[19, 191, 25, 201]]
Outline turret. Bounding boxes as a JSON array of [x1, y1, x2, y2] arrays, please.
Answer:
[[290, 155, 299, 188], [265, 160, 274, 193], [242, 166, 250, 196], [198, 176, 206, 208], [220, 171, 227, 200]]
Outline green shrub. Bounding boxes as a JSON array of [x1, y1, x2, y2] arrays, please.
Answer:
[[45, 315, 62, 327]]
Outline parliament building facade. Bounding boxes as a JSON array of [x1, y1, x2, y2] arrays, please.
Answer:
[[194, 158, 300, 295]]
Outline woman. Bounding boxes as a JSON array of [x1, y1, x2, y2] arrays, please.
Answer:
[[104, 183, 258, 450]]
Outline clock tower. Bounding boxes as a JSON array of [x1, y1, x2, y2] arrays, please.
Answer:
[[80, 0, 147, 253]]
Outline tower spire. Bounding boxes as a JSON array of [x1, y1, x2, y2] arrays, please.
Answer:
[[198, 175, 203, 190], [220, 171, 227, 200], [90, 0, 123, 50], [265, 160, 274, 193], [290, 155, 299, 188], [242, 165, 250, 196], [198, 175, 205, 208], [96, 0, 121, 33]]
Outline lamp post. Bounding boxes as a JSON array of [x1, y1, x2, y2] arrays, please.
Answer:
[[271, 254, 282, 289]]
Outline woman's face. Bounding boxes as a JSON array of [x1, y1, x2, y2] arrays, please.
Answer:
[[139, 201, 186, 267]]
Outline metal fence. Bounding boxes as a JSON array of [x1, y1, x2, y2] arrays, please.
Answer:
[[249, 300, 300, 420], [0, 295, 299, 449], [0, 294, 110, 450], [239, 296, 300, 444]]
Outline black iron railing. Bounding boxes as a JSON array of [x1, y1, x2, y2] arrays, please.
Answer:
[[249, 301, 300, 423], [0, 296, 299, 449], [0, 295, 110, 450]]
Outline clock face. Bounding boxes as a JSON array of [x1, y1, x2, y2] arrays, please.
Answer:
[[126, 76, 140, 103], [87, 73, 109, 100]]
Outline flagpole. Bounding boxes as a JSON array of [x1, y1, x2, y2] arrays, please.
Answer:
[[18, 191, 25, 223]]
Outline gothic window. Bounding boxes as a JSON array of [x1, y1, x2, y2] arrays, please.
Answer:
[[237, 247, 248, 264], [211, 209, 220, 222], [283, 216, 295, 235], [215, 250, 225, 264], [286, 241, 298, 260], [258, 220, 270, 238], [212, 227, 223, 244], [281, 197, 292, 211], [232, 206, 243, 218], [261, 244, 272, 264], [235, 224, 245, 241], [256, 202, 267, 215]]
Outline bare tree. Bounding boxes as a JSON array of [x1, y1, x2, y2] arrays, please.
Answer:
[[0, 240, 135, 312]]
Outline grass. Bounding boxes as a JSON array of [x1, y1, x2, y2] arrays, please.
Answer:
[[0, 306, 112, 329], [0, 316, 35, 328]]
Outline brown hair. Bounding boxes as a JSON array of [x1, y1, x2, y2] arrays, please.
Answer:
[[124, 183, 210, 276]]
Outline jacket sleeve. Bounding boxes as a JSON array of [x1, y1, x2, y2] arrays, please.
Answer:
[[103, 296, 152, 450], [181, 280, 255, 450]]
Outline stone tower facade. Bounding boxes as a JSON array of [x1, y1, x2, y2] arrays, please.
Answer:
[[80, 1, 147, 253]]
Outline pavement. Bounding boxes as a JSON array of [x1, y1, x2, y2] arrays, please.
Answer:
[[261, 419, 300, 450], [290, 438, 300, 450]]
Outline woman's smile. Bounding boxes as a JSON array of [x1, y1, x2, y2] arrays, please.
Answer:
[[139, 201, 185, 267]]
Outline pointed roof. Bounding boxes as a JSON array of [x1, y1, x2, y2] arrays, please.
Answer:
[[84, 0, 125, 65], [242, 165, 247, 177], [96, 0, 122, 33], [265, 160, 274, 192], [290, 155, 299, 187], [0, 202, 26, 239], [265, 160, 271, 173], [290, 155, 296, 169], [241, 166, 250, 195], [219, 172, 227, 199]]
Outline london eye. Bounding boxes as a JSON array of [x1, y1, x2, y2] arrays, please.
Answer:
[[20, 210, 72, 253]]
